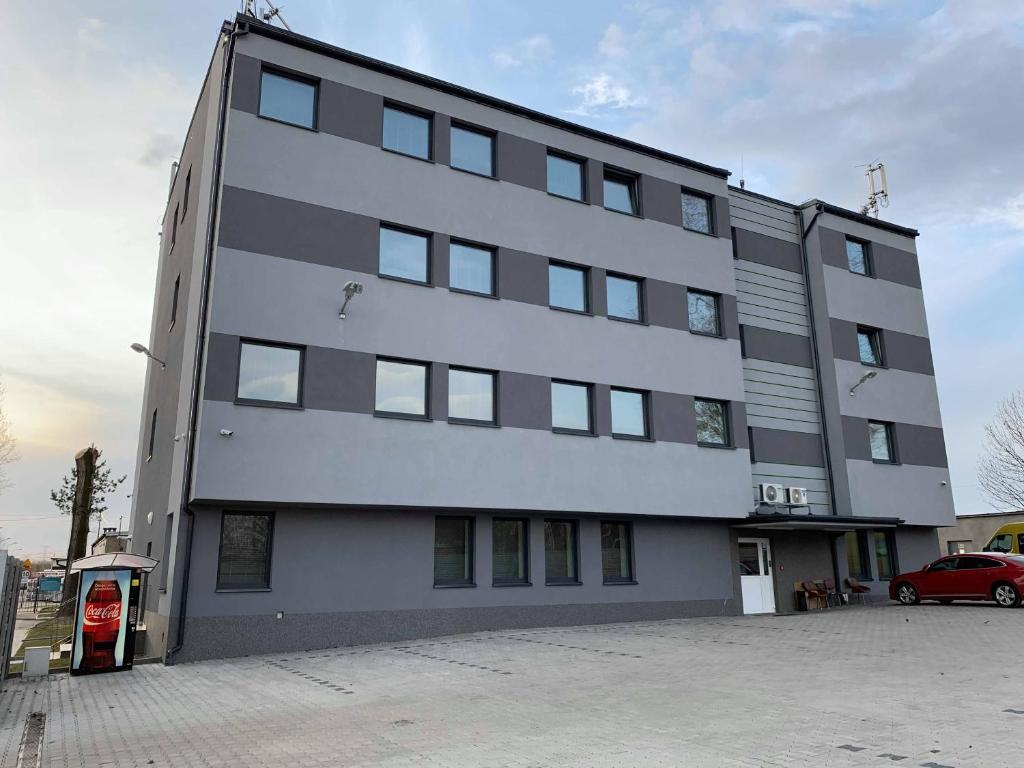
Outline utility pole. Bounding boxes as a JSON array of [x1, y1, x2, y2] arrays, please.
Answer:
[[61, 446, 99, 607]]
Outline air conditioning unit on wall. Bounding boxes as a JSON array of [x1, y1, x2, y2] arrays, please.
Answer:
[[759, 483, 784, 504], [787, 487, 809, 505]]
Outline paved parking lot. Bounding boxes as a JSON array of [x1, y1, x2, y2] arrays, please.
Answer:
[[1, 604, 1021, 767]]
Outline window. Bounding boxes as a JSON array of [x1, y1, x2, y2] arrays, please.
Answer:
[[610, 388, 648, 439], [147, 408, 157, 460], [606, 274, 643, 322], [846, 238, 871, 276], [181, 167, 191, 218], [259, 69, 317, 129], [695, 398, 730, 446], [928, 558, 956, 572], [857, 326, 883, 366], [449, 241, 494, 296], [688, 290, 721, 336], [546, 152, 585, 201], [544, 519, 579, 584], [450, 124, 494, 176], [681, 191, 713, 234], [170, 204, 178, 248], [383, 104, 431, 160], [159, 513, 173, 590], [551, 381, 593, 434], [434, 517, 474, 586], [375, 358, 429, 417], [169, 274, 180, 331], [947, 540, 970, 555], [217, 512, 273, 590], [868, 421, 896, 463], [601, 522, 634, 583], [448, 368, 495, 424], [379, 226, 430, 284], [603, 169, 638, 215], [493, 518, 528, 585], [985, 534, 1013, 553], [845, 531, 871, 580], [874, 531, 897, 580], [236, 341, 303, 406], [548, 262, 589, 312]]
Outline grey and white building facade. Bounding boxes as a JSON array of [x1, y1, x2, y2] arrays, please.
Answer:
[[130, 16, 955, 662]]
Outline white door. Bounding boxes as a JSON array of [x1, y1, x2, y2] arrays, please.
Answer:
[[738, 538, 776, 614]]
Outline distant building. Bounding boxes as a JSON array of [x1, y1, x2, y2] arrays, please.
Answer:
[[90, 528, 130, 556], [938, 511, 1024, 555]]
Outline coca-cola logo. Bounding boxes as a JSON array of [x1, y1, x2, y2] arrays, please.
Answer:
[[84, 602, 121, 624]]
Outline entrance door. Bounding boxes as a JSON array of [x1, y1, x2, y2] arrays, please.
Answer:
[[738, 538, 776, 614]]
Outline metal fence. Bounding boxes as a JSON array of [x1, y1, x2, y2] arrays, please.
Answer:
[[0, 553, 21, 689]]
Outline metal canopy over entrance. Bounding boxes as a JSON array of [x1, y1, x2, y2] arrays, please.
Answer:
[[731, 511, 902, 532]]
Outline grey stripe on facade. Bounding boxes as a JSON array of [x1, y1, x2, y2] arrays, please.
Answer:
[[218, 185, 742, 339], [818, 226, 922, 289], [841, 415, 948, 468], [205, 332, 749, 448], [732, 227, 803, 274], [231, 53, 731, 238], [741, 325, 813, 368], [830, 319, 935, 375], [748, 427, 824, 467]]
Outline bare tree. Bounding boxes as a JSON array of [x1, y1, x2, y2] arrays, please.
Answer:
[[0, 380, 17, 494], [979, 391, 1024, 511], [50, 451, 127, 521]]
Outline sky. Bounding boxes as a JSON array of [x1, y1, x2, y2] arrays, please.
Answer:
[[1, 0, 1022, 559]]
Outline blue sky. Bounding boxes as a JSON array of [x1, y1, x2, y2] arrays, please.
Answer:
[[1, 0, 1022, 556]]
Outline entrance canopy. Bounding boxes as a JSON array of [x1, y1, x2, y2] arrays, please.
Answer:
[[69, 553, 159, 573], [732, 508, 902, 532]]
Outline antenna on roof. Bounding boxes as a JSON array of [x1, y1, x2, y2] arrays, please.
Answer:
[[859, 162, 889, 218], [241, 0, 292, 31], [739, 155, 745, 190]]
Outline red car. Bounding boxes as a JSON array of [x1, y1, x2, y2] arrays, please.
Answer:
[[889, 553, 1024, 608]]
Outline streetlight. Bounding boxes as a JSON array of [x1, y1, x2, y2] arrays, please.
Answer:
[[849, 370, 877, 396], [130, 342, 166, 369], [339, 281, 364, 319]]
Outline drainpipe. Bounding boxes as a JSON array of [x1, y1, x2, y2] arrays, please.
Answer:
[[166, 19, 245, 664]]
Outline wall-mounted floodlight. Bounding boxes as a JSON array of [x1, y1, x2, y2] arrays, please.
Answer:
[[339, 281, 364, 319], [849, 370, 878, 396], [130, 342, 166, 369]]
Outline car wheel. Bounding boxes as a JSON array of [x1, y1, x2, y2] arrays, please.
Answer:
[[993, 583, 1021, 608], [896, 583, 920, 605]]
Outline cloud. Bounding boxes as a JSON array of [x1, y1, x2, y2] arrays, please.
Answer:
[[491, 34, 553, 70], [139, 132, 178, 168], [77, 17, 108, 51], [599, 23, 628, 58], [568, 73, 642, 116]]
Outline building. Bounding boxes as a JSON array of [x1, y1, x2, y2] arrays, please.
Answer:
[[128, 15, 955, 663], [90, 527, 130, 555], [938, 511, 1024, 555]]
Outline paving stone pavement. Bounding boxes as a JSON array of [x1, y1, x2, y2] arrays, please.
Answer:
[[1, 604, 1021, 767]]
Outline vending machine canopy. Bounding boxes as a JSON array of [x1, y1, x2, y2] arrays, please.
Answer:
[[69, 553, 158, 573]]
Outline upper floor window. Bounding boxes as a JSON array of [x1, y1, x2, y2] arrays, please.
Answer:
[[857, 326, 883, 366], [610, 388, 648, 439], [688, 290, 721, 336], [147, 408, 157, 461], [450, 124, 494, 176], [170, 204, 178, 248], [169, 274, 180, 331], [601, 521, 634, 584], [259, 69, 317, 130], [868, 420, 896, 463], [383, 104, 431, 160], [603, 169, 639, 215], [375, 358, 429, 418], [236, 340, 303, 406], [546, 152, 585, 201], [606, 274, 643, 322], [681, 191, 713, 234], [549, 262, 589, 313], [217, 512, 274, 590], [379, 226, 430, 284], [551, 380, 593, 434], [434, 517, 474, 587], [181, 167, 191, 219], [846, 238, 872, 276], [695, 398, 730, 446], [449, 241, 494, 296], [448, 367, 496, 425]]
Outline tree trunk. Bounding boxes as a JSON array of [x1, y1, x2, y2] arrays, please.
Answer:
[[61, 447, 99, 607]]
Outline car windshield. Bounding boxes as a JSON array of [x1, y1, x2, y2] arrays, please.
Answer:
[[985, 534, 1013, 553]]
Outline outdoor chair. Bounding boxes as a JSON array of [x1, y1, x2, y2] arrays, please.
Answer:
[[846, 577, 872, 605], [823, 578, 842, 608], [801, 580, 828, 610]]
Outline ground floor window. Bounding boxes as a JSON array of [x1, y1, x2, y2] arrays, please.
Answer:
[[601, 521, 634, 583], [845, 530, 871, 581], [217, 512, 274, 590], [434, 517, 474, 586], [544, 520, 579, 584], [493, 518, 528, 585], [873, 531, 897, 580]]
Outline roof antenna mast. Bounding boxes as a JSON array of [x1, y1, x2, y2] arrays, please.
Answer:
[[241, 0, 292, 31], [860, 161, 889, 218]]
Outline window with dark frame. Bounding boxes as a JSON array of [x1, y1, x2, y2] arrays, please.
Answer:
[[448, 367, 496, 424], [383, 104, 431, 160], [551, 381, 593, 434], [846, 238, 871, 276], [159, 514, 173, 590], [610, 388, 648, 439], [450, 124, 494, 176], [868, 420, 896, 463], [874, 530, 897, 580], [375, 358, 429, 418], [544, 519, 579, 584], [216, 512, 274, 590], [601, 521, 634, 583], [492, 518, 528, 585], [147, 408, 157, 460], [170, 204, 178, 248], [845, 530, 871, 580], [236, 341, 303, 406], [695, 398, 730, 446], [857, 326, 883, 366], [606, 274, 643, 322], [546, 152, 585, 201], [681, 191, 713, 234], [688, 290, 721, 336], [603, 169, 638, 215], [379, 225, 430, 284], [181, 166, 191, 218], [549, 262, 589, 312], [258, 69, 317, 129], [449, 241, 495, 296], [169, 274, 180, 331], [434, 517, 474, 586]]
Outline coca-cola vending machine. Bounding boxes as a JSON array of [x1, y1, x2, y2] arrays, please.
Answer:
[[71, 569, 141, 675]]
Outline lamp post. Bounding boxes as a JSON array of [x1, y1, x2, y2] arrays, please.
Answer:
[[130, 343, 166, 369], [849, 370, 877, 396]]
